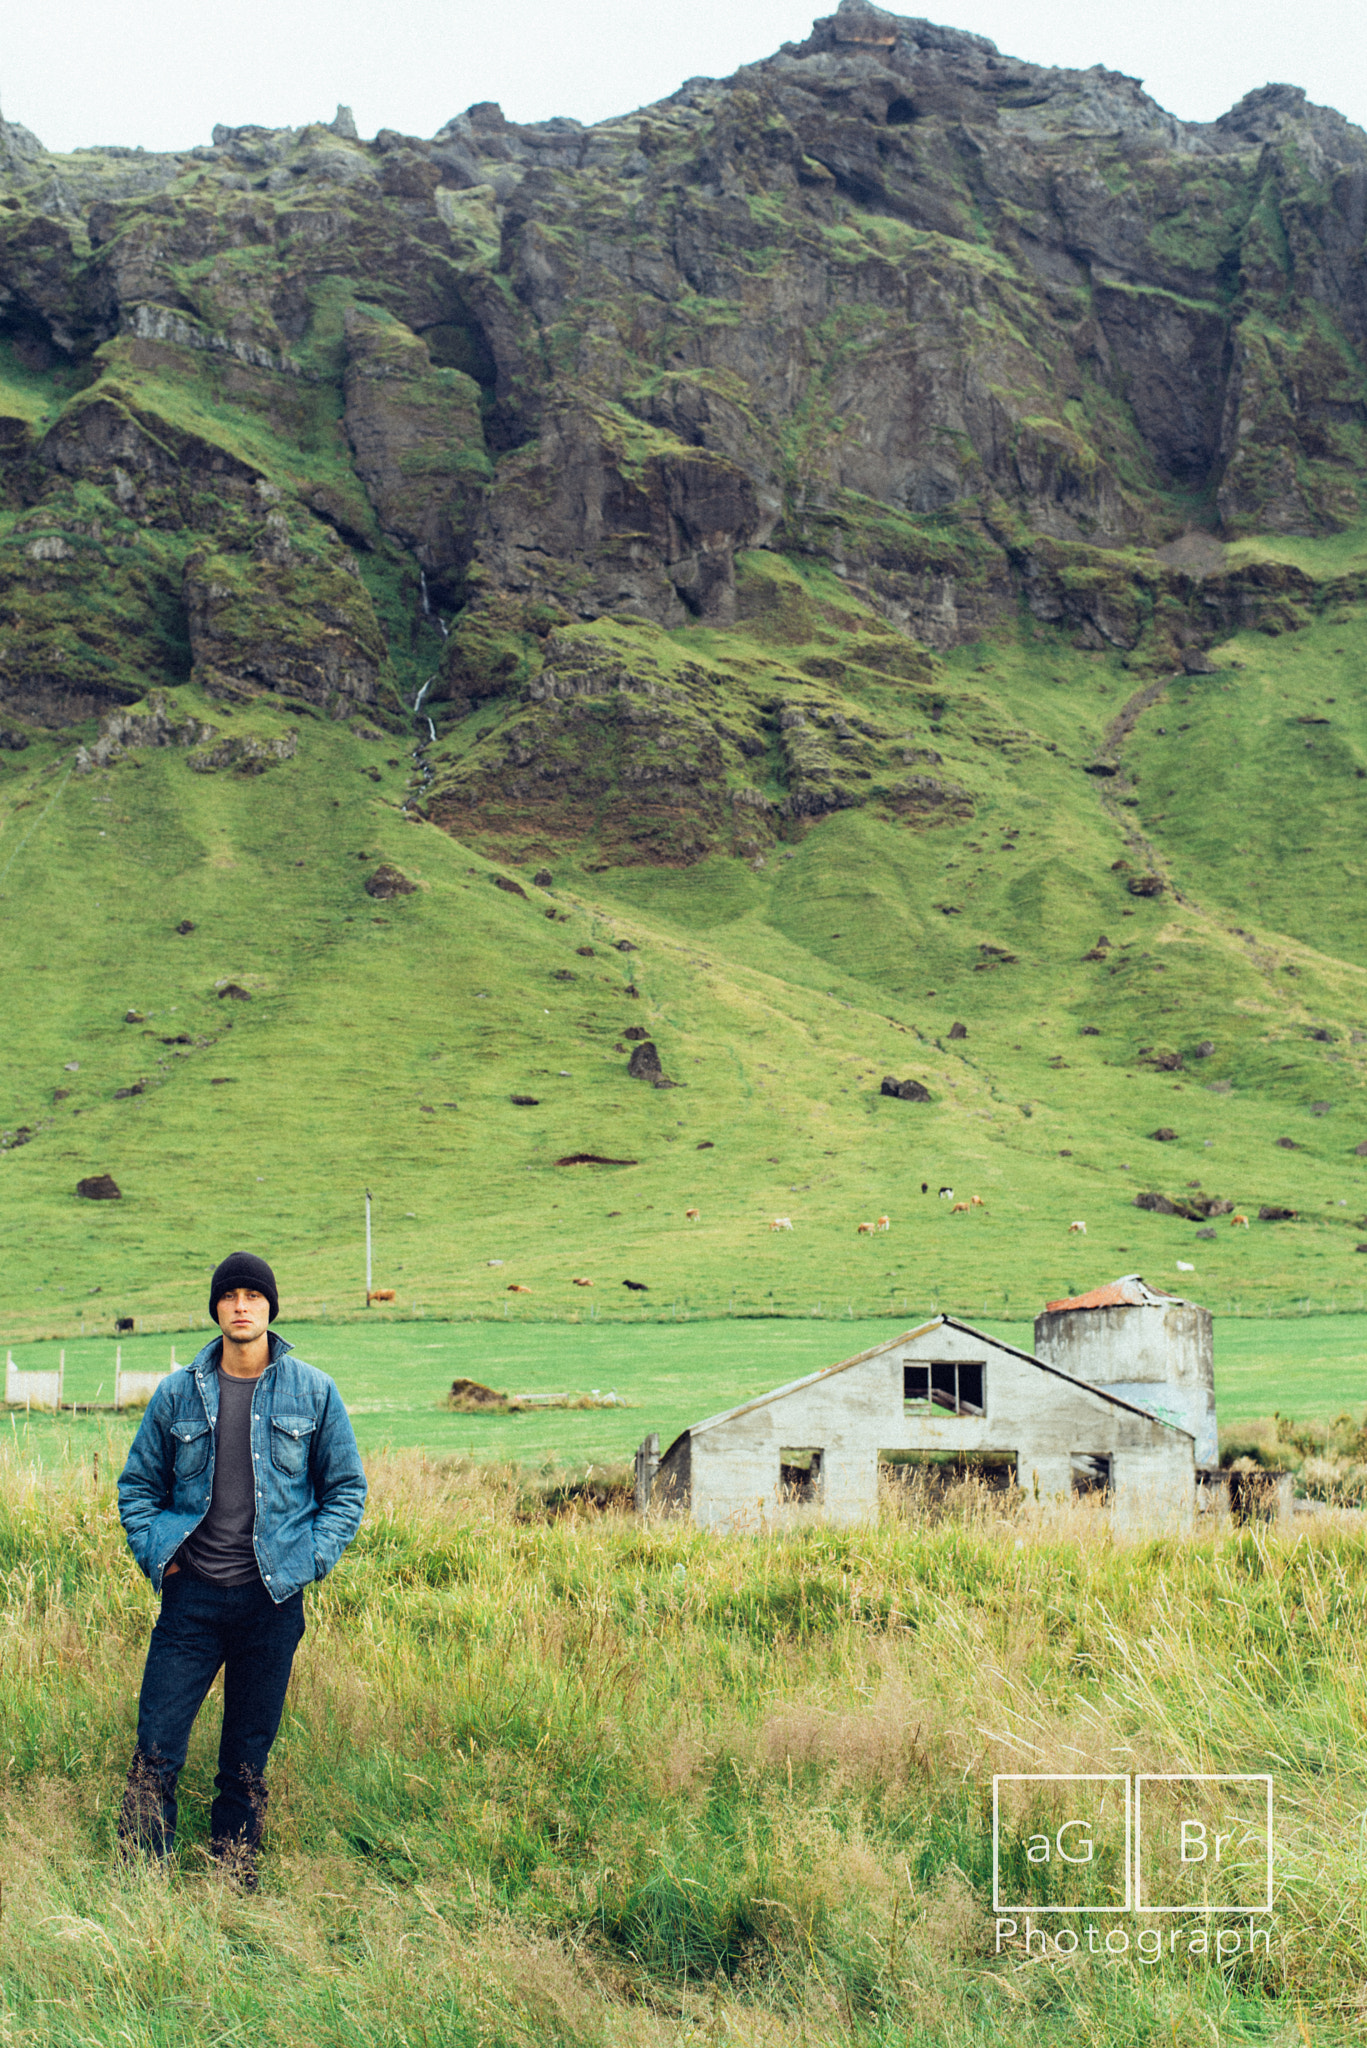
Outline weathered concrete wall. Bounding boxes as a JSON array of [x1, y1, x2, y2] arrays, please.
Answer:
[[658, 1319, 1196, 1533], [1112, 1446, 1196, 1530], [1033, 1301, 1217, 1467]]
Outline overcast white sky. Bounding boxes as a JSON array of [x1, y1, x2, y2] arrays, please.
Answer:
[[4, 0, 1365, 155]]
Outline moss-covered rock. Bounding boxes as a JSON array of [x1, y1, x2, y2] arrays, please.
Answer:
[[342, 305, 489, 610], [183, 523, 394, 719], [0, 8, 1363, 842]]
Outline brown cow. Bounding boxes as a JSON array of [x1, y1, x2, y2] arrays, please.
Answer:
[[857, 1221, 876, 1235], [1231, 1213, 1250, 1229], [571, 1276, 594, 1287], [507, 1283, 532, 1294], [951, 1201, 970, 1214], [685, 1207, 700, 1221], [367, 1288, 396, 1303]]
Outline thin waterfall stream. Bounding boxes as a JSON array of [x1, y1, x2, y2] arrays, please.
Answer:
[[405, 673, 439, 816], [419, 571, 449, 637]]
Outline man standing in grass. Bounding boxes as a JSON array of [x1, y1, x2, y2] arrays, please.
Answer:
[[117, 1253, 367, 1886]]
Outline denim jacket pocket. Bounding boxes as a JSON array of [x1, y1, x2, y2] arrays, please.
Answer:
[[271, 1417, 314, 1476], [170, 1420, 211, 1479]]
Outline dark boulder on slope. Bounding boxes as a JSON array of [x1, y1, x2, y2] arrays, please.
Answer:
[[881, 1075, 931, 1102]]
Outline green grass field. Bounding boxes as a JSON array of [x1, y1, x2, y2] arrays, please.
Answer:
[[5, 1312, 1367, 1468], [4, 577, 1367, 1341], [2, 1448, 1364, 2046]]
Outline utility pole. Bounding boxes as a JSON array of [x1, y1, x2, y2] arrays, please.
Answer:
[[365, 1189, 372, 1306]]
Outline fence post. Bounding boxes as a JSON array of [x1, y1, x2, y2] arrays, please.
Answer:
[[634, 1432, 660, 1518]]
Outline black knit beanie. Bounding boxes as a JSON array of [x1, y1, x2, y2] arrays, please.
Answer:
[[209, 1252, 279, 1324]]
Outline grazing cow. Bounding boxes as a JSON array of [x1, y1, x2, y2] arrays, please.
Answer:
[[1177, 1260, 1195, 1272], [571, 1276, 593, 1287], [623, 1279, 649, 1291], [857, 1221, 875, 1235], [876, 1215, 890, 1231], [938, 1186, 954, 1200], [685, 1207, 700, 1221], [970, 1195, 984, 1208], [369, 1288, 397, 1302], [1231, 1213, 1250, 1229], [951, 1201, 970, 1214], [771, 1216, 794, 1231], [507, 1283, 532, 1294], [115, 1317, 134, 1334], [1068, 1221, 1087, 1234]]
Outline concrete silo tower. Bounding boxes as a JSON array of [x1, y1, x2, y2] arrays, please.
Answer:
[[1033, 1275, 1217, 1470]]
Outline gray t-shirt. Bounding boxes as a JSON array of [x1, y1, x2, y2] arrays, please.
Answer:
[[181, 1370, 261, 1586]]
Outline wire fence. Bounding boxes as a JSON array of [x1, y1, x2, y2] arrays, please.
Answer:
[[5, 1288, 1367, 1349]]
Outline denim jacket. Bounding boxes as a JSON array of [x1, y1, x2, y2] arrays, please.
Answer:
[[117, 1333, 368, 1602]]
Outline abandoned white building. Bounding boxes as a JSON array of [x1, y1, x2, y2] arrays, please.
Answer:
[[637, 1307, 1199, 1533], [1033, 1275, 1218, 1469]]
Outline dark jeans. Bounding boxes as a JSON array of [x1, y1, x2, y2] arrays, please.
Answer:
[[119, 1569, 305, 1861]]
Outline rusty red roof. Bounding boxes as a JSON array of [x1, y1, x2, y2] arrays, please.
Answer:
[[1043, 1274, 1178, 1312]]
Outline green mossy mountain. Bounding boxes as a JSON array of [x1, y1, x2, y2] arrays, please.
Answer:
[[3, 4, 1367, 1328], [3, 0, 1366, 760]]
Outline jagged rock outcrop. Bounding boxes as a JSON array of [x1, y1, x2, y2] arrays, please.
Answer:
[[183, 531, 390, 718], [342, 305, 488, 609], [72, 690, 298, 773], [473, 399, 775, 630], [74, 692, 217, 771], [0, 2, 1365, 856]]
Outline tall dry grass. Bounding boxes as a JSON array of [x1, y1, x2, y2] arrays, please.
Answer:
[[0, 1442, 1364, 2044]]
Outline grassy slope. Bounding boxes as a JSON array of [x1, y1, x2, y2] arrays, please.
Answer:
[[4, 292, 1367, 1339], [8, 569, 1367, 1337]]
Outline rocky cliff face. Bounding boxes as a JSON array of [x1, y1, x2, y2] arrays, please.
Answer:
[[1, 5, 1365, 855]]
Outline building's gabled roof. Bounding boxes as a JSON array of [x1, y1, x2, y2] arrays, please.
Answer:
[[657, 1313, 1195, 1465], [1042, 1274, 1188, 1313]]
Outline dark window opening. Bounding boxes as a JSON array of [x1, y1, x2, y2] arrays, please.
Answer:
[[1071, 1454, 1112, 1498], [904, 1360, 985, 1416], [779, 1448, 824, 1503]]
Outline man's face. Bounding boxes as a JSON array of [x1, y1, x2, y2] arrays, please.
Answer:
[[217, 1287, 271, 1345]]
